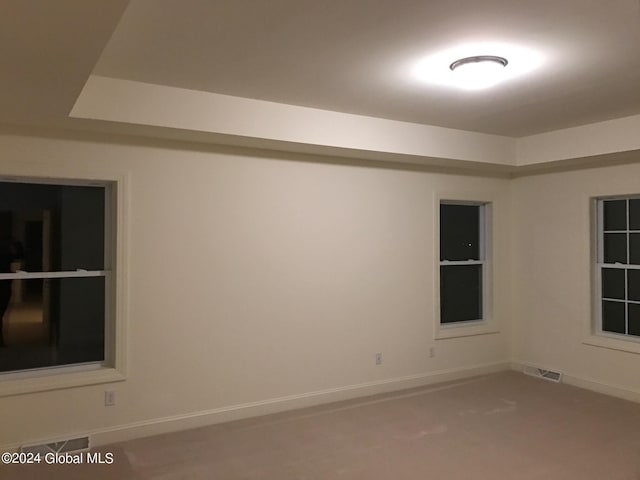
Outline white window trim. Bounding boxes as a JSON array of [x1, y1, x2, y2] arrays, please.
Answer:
[[587, 195, 640, 355], [0, 271, 107, 280], [0, 172, 129, 396], [434, 193, 497, 340]]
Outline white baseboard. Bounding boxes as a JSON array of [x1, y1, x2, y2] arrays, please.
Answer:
[[510, 361, 640, 404], [5, 360, 637, 452], [84, 361, 508, 447]]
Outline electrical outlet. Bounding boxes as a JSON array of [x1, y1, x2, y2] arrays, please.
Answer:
[[104, 390, 116, 407], [429, 347, 436, 358], [375, 353, 382, 365]]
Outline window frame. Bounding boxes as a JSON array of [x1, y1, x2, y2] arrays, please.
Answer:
[[593, 195, 640, 343], [0, 173, 129, 396], [439, 201, 487, 326], [434, 195, 496, 340]]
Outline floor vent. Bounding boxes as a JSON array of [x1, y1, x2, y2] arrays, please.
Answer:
[[523, 365, 562, 383], [21, 436, 90, 455]]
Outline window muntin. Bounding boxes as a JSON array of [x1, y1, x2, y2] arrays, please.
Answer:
[[596, 197, 640, 339], [439, 202, 486, 324], [0, 180, 112, 374]]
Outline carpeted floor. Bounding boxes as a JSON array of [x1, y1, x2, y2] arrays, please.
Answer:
[[2, 371, 640, 479]]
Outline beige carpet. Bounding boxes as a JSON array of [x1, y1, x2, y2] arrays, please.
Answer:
[[3, 371, 640, 479]]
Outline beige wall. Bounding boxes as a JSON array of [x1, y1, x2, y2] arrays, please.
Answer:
[[0, 132, 512, 447], [512, 164, 640, 398]]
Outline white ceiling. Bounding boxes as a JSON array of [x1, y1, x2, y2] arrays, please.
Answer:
[[2, 0, 640, 170], [0, 0, 129, 128], [93, 0, 640, 137]]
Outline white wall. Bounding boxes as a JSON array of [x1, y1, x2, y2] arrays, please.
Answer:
[[0, 132, 512, 448], [512, 164, 640, 399], [7, 130, 639, 448]]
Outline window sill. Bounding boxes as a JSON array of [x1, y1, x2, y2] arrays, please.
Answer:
[[435, 321, 499, 340], [0, 366, 125, 397], [583, 334, 640, 355]]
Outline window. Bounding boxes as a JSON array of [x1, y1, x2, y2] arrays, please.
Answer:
[[0, 180, 115, 375], [439, 202, 487, 325], [595, 196, 640, 339]]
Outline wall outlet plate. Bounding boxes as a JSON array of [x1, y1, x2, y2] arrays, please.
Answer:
[[104, 390, 116, 406]]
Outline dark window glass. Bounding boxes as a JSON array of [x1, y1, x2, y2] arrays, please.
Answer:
[[602, 268, 625, 300], [602, 300, 626, 334], [0, 181, 107, 374], [630, 234, 640, 265], [628, 304, 640, 337], [0, 277, 105, 373], [440, 204, 480, 261], [440, 265, 482, 323], [629, 199, 640, 230], [603, 200, 627, 231], [0, 182, 105, 273], [604, 233, 627, 264], [628, 270, 640, 301]]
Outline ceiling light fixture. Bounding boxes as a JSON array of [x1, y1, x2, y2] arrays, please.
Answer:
[[449, 55, 509, 90], [449, 55, 508, 72], [412, 42, 544, 91]]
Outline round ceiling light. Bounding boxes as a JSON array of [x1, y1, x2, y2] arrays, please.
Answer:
[[411, 43, 544, 91], [448, 55, 509, 90], [449, 55, 508, 71]]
